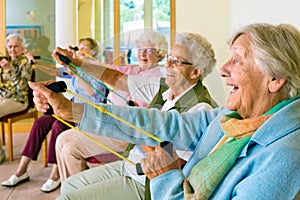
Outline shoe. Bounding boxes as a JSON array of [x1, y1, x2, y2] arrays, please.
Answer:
[[1, 172, 30, 187], [0, 152, 5, 164], [40, 178, 61, 193]]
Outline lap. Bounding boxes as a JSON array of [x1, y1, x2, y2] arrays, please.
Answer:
[[57, 130, 129, 155], [59, 161, 145, 199], [0, 99, 28, 117]]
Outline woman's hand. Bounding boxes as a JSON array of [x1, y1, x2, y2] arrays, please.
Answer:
[[23, 49, 35, 63], [29, 81, 84, 123], [52, 47, 82, 70], [52, 47, 72, 65], [0, 57, 11, 72], [140, 143, 182, 180]]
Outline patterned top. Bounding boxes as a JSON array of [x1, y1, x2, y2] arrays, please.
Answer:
[[0, 55, 32, 104]]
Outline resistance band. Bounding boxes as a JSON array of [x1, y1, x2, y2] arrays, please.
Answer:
[[44, 81, 173, 175], [33, 57, 111, 104]]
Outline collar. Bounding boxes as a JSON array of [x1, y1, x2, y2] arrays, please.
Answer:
[[161, 83, 196, 111], [251, 98, 300, 146]]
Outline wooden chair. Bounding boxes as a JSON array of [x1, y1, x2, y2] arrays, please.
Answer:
[[0, 70, 48, 167]]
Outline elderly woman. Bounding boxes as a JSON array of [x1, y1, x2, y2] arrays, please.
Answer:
[[52, 30, 168, 183], [51, 32, 217, 200], [30, 23, 300, 199], [1, 37, 107, 193], [0, 34, 33, 164]]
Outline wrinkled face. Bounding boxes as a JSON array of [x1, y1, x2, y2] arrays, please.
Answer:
[[78, 40, 94, 60], [219, 34, 271, 118], [6, 39, 23, 60], [164, 44, 197, 91], [137, 41, 161, 69]]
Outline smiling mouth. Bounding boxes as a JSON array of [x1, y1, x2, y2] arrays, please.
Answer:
[[229, 84, 239, 93], [166, 71, 176, 77]]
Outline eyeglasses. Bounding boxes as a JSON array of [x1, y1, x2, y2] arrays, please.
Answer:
[[166, 54, 193, 66], [137, 48, 157, 54]]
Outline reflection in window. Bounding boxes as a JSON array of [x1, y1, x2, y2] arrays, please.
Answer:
[[98, 0, 170, 65]]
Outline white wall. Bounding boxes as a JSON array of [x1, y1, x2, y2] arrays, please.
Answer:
[[6, 0, 55, 51], [176, 0, 231, 106], [231, 0, 300, 31], [6, 0, 56, 82], [176, 0, 300, 106]]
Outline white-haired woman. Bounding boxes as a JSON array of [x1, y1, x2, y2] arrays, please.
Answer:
[[0, 34, 33, 164]]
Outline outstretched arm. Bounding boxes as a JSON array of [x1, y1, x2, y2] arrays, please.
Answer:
[[52, 47, 129, 92]]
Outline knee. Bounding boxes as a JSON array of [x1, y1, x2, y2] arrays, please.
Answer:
[[57, 139, 77, 158], [52, 120, 69, 133], [56, 193, 70, 200], [61, 178, 77, 194], [55, 134, 64, 151]]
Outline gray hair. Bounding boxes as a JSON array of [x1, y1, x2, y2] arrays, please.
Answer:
[[6, 33, 25, 49], [228, 23, 300, 97], [135, 30, 168, 60], [176, 32, 216, 79]]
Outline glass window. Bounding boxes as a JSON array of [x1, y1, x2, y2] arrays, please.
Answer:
[[94, 0, 172, 65]]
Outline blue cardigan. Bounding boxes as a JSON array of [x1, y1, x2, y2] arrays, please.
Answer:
[[79, 99, 300, 199]]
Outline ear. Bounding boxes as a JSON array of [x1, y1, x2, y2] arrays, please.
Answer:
[[268, 77, 286, 93], [156, 53, 163, 62], [191, 67, 203, 80], [90, 50, 96, 57]]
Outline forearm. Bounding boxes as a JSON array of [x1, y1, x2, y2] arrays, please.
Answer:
[[78, 78, 95, 96], [80, 62, 129, 92], [64, 102, 84, 123], [33, 61, 62, 77]]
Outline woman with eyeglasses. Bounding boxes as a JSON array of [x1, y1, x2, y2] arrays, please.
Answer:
[[40, 31, 218, 200], [51, 30, 168, 183]]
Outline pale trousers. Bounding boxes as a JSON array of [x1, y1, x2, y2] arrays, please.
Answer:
[[0, 99, 28, 117], [56, 161, 145, 200], [55, 129, 129, 182]]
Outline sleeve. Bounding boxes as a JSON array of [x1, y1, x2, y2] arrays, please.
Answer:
[[80, 70, 107, 103], [78, 103, 222, 150], [127, 75, 161, 104], [59, 67, 72, 78], [150, 170, 185, 200]]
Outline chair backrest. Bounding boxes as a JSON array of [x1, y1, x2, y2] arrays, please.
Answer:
[[28, 70, 35, 108]]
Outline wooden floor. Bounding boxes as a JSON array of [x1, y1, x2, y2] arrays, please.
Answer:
[[0, 123, 60, 200]]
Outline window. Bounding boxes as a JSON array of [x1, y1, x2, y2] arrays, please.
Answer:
[[88, 0, 175, 65]]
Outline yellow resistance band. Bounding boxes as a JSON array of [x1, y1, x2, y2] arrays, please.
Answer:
[[52, 114, 136, 166], [65, 89, 163, 143]]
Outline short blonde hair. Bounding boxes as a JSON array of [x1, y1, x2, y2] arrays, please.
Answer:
[[79, 37, 99, 57]]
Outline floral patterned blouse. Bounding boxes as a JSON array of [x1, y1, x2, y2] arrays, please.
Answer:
[[0, 55, 33, 104]]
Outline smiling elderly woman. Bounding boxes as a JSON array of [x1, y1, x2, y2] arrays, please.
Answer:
[[30, 23, 300, 200]]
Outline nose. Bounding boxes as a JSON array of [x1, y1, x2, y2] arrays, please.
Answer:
[[138, 49, 146, 56], [165, 59, 174, 68], [219, 61, 230, 78]]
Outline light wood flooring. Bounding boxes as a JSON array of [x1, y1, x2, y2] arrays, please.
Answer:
[[0, 122, 60, 200]]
